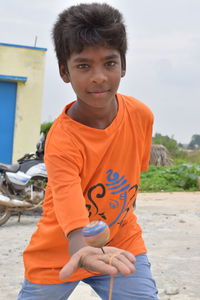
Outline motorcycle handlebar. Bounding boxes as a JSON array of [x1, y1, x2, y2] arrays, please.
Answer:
[[17, 153, 35, 163]]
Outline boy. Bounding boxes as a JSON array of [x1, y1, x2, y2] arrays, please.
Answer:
[[18, 3, 158, 300]]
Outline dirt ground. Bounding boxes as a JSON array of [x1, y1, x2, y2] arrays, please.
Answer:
[[0, 192, 199, 300]]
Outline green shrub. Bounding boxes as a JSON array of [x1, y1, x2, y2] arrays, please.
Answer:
[[40, 122, 53, 136], [140, 163, 200, 192]]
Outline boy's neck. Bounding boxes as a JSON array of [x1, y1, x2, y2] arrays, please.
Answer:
[[67, 97, 118, 129]]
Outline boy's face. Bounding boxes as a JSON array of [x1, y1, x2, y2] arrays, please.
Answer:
[[60, 46, 125, 108]]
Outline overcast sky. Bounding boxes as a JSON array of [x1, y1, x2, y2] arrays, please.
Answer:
[[1, 0, 200, 144]]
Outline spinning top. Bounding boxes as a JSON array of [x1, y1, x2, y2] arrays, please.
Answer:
[[82, 220, 110, 248]]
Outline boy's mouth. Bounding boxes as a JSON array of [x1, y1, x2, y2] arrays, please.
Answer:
[[88, 89, 110, 95], [88, 91, 109, 98]]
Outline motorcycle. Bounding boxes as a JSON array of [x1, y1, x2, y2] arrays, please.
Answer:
[[0, 133, 47, 226]]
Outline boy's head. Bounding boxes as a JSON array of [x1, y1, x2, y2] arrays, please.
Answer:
[[52, 2, 127, 72]]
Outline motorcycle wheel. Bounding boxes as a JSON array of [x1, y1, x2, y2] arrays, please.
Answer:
[[0, 205, 11, 226]]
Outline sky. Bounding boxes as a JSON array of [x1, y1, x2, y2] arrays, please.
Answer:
[[1, 0, 200, 144]]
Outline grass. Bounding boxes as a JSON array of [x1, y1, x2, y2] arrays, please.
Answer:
[[184, 150, 200, 164]]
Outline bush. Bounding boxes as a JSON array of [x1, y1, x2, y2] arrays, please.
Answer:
[[40, 122, 53, 136], [140, 163, 200, 192]]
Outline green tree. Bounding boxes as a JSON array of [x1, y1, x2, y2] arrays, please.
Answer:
[[153, 133, 179, 157], [188, 134, 200, 149]]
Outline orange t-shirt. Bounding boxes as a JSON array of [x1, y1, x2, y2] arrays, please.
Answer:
[[23, 93, 153, 284]]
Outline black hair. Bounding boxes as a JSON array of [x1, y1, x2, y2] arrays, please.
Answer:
[[52, 2, 127, 70]]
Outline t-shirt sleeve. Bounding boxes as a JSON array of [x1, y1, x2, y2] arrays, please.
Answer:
[[44, 126, 89, 236], [141, 109, 154, 172]]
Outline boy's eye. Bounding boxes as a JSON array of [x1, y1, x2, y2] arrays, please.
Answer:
[[76, 64, 89, 69], [105, 61, 117, 67]]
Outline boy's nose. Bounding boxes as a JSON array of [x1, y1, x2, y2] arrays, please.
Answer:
[[91, 68, 107, 84]]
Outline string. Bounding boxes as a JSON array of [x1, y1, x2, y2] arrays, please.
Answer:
[[108, 275, 114, 300], [108, 253, 120, 300], [101, 247, 105, 254]]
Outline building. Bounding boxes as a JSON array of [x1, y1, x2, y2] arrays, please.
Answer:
[[0, 43, 47, 164]]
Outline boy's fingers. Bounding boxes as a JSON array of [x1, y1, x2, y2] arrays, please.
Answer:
[[98, 253, 136, 275], [59, 247, 136, 280], [112, 255, 135, 275], [86, 260, 118, 275], [115, 250, 136, 264], [107, 256, 136, 275], [59, 256, 118, 280], [103, 248, 136, 264], [59, 253, 81, 280], [117, 252, 136, 270]]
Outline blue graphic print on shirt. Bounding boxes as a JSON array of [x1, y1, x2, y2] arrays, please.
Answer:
[[86, 169, 138, 227]]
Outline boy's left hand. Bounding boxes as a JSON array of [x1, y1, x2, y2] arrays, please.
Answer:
[[59, 246, 136, 280]]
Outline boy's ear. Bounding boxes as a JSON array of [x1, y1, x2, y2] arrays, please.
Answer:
[[121, 70, 126, 78], [59, 65, 70, 83]]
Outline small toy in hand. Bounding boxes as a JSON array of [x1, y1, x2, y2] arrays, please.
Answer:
[[83, 221, 115, 300], [82, 220, 110, 248]]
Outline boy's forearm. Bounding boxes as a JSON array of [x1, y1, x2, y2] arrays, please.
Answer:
[[67, 228, 88, 255]]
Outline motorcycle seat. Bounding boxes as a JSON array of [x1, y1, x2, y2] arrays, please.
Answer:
[[0, 163, 20, 173]]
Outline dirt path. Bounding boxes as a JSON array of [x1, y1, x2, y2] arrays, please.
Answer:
[[0, 192, 199, 300]]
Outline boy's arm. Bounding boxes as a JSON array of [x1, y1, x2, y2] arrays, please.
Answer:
[[67, 228, 87, 255], [45, 140, 89, 237]]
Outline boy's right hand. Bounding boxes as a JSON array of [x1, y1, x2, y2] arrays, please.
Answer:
[[59, 246, 136, 280]]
